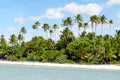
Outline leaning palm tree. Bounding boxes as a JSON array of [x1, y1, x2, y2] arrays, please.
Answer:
[[109, 20, 113, 35], [42, 23, 50, 38]]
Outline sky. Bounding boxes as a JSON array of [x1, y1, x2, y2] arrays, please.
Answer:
[[0, 0, 120, 41]]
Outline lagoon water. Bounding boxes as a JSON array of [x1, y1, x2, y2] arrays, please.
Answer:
[[0, 64, 120, 80]]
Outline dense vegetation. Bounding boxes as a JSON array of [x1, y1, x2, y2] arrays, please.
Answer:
[[0, 14, 120, 64]]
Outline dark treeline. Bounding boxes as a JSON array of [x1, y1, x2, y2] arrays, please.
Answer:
[[0, 14, 120, 64]]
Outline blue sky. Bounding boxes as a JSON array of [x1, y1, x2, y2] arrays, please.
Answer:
[[0, 0, 120, 41]]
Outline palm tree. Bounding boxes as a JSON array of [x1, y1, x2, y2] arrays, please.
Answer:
[[18, 34, 24, 44], [0, 35, 7, 49], [42, 23, 50, 38], [35, 21, 40, 35], [53, 24, 59, 41], [100, 15, 107, 52], [32, 24, 37, 36], [83, 22, 88, 32], [77, 22, 83, 35], [62, 17, 73, 29], [53, 24, 59, 31], [9, 34, 17, 47], [67, 17, 73, 29], [109, 20, 113, 35], [49, 30, 53, 39], [75, 14, 83, 36], [20, 27, 27, 41], [75, 14, 83, 23], [100, 15, 107, 36]]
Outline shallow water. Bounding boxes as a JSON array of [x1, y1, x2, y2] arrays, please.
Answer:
[[0, 64, 120, 80]]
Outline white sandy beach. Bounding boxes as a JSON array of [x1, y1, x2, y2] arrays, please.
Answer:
[[0, 60, 120, 70]]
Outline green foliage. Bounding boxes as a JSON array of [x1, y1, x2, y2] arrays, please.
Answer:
[[0, 14, 120, 64]]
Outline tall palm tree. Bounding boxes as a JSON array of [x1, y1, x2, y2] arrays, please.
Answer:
[[53, 24, 59, 31], [32, 24, 37, 36], [18, 34, 24, 44], [35, 21, 40, 35], [100, 15, 107, 36], [67, 17, 73, 29], [83, 22, 88, 32], [20, 27, 27, 35], [75, 14, 83, 23], [109, 20, 113, 35], [53, 24, 59, 41], [100, 15, 107, 52], [0, 35, 7, 49], [49, 29, 53, 39], [75, 14, 83, 36], [20, 27, 27, 41], [90, 15, 100, 49], [42, 23, 50, 38], [9, 34, 17, 47], [78, 22, 83, 35], [62, 17, 73, 29]]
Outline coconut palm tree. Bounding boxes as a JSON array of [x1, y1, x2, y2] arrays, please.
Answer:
[[9, 34, 17, 47], [75, 14, 83, 23], [83, 22, 88, 32], [100, 15, 107, 36], [0, 35, 7, 49], [100, 15, 107, 53], [18, 34, 24, 44], [53, 24, 59, 41], [62, 17, 73, 29], [75, 14, 83, 36], [67, 17, 73, 29], [42, 23, 50, 38], [78, 22, 83, 35], [109, 20, 113, 35], [20, 27, 27, 35], [32, 24, 37, 36], [53, 24, 59, 31], [20, 27, 27, 41], [35, 21, 40, 35], [49, 30, 53, 39]]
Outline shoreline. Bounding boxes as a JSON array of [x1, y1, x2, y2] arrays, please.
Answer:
[[0, 60, 120, 70]]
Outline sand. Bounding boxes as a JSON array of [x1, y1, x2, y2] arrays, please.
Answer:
[[0, 60, 120, 70]]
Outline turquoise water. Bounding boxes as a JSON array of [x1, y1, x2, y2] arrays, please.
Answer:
[[0, 64, 120, 80]]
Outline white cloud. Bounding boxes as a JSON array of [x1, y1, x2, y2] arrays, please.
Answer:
[[106, 0, 120, 6], [63, 2, 102, 15], [29, 7, 63, 20], [14, 16, 24, 24], [29, 16, 44, 21], [29, 2, 102, 21], [45, 7, 64, 19], [6, 27, 16, 32]]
